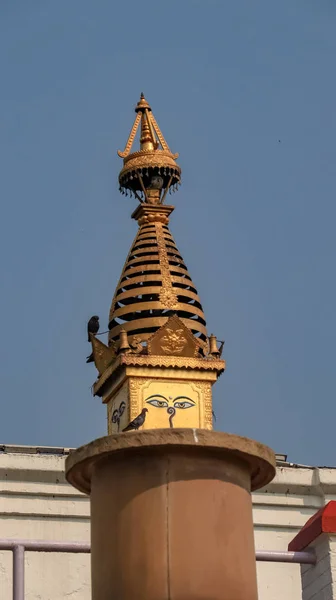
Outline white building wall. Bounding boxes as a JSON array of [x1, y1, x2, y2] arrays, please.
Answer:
[[0, 448, 90, 600], [300, 535, 336, 600], [1, 446, 336, 600], [255, 466, 336, 600]]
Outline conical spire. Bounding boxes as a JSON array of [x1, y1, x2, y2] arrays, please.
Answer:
[[108, 210, 208, 350]]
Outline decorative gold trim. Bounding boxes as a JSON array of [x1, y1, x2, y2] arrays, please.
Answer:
[[117, 112, 141, 158], [92, 354, 225, 398], [193, 381, 213, 430], [117, 95, 180, 173], [122, 355, 224, 369], [144, 108, 158, 149], [129, 378, 141, 418], [119, 151, 181, 182], [156, 222, 178, 308], [131, 202, 174, 224], [90, 334, 116, 375], [150, 112, 179, 159], [147, 314, 200, 358]]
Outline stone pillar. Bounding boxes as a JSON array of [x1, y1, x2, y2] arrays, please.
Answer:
[[288, 501, 336, 600], [66, 429, 275, 600]]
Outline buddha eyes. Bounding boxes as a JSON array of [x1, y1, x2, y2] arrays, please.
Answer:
[[147, 398, 168, 408], [146, 395, 195, 409], [174, 401, 194, 409]]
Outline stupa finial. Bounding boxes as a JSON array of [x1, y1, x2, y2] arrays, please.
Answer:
[[118, 94, 181, 204]]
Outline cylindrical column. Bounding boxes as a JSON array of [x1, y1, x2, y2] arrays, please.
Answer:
[[66, 429, 275, 600]]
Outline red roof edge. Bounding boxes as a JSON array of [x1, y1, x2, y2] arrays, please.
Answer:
[[288, 501, 336, 551]]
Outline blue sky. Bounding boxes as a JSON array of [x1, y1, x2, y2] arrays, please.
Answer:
[[0, 1, 335, 466]]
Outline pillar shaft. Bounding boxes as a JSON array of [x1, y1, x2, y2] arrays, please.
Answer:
[[66, 429, 275, 600]]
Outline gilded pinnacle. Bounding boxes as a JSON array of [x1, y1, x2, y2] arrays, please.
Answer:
[[135, 93, 151, 113], [118, 94, 181, 204]]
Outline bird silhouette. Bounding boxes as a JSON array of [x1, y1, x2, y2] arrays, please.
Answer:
[[86, 352, 94, 364], [87, 316, 100, 342], [122, 408, 148, 432], [217, 340, 225, 358]]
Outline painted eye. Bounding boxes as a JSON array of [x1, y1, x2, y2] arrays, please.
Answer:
[[146, 398, 168, 408], [174, 400, 194, 409]]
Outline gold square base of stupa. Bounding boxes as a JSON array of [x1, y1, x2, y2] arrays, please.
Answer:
[[94, 354, 225, 434]]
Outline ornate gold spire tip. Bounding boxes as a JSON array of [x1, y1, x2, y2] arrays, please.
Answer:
[[118, 94, 181, 204]]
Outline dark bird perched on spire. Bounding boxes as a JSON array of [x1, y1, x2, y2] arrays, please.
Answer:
[[122, 408, 148, 432], [86, 352, 94, 364], [87, 316, 100, 342]]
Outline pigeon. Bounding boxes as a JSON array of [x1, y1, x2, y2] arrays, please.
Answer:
[[87, 316, 100, 342], [122, 408, 148, 432], [212, 410, 217, 422], [86, 352, 94, 364]]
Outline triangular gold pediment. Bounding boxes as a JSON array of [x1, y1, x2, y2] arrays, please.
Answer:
[[147, 315, 200, 357], [90, 334, 117, 376]]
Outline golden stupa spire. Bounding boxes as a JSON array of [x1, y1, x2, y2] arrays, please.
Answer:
[[118, 93, 181, 204], [107, 94, 209, 352], [88, 94, 225, 435]]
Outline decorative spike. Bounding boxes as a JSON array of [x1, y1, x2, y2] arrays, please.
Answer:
[[140, 111, 155, 152], [117, 111, 141, 158], [149, 112, 171, 153]]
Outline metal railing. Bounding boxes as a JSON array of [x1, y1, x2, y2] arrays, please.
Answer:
[[0, 540, 90, 600], [0, 539, 316, 600]]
